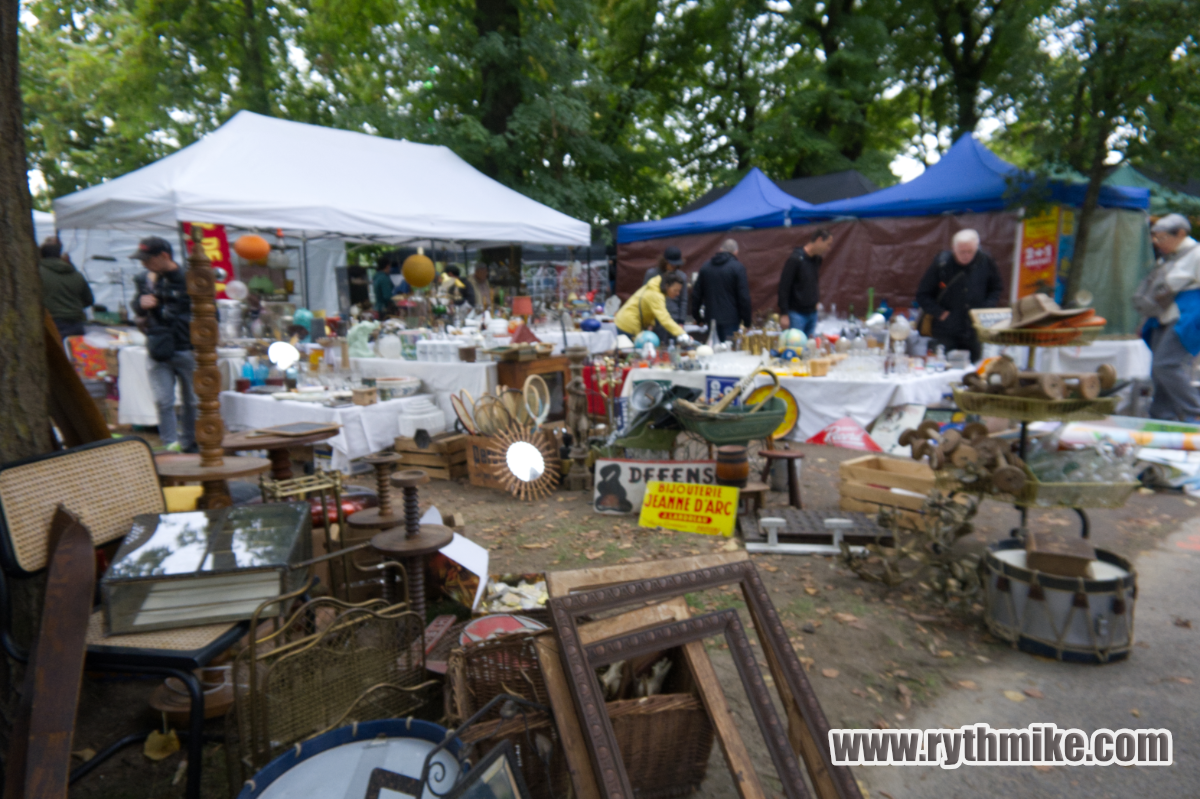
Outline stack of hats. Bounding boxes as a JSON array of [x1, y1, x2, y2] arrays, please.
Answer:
[[1000, 293, 1106, 329]]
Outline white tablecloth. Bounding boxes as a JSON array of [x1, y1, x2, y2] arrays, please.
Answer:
[[523, 328, 617, 355], [118, 345, 247, 426], [220, 392, 435, 472], [982, 338, 1151, 380], [623, 365, 967, 442], [352, 358, 496, 424]]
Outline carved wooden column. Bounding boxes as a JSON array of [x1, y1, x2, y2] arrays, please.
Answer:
[[155, 227, 269, 507]]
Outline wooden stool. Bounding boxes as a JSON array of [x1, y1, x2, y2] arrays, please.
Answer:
[[346, 453, 407, 532], [369, 468, 452, 620], [760, 448, 804, 509], [739, 480, 770, 516]]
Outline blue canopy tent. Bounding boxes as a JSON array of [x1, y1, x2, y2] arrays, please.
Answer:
[[617, 167, 815, 244], [616, 135, 1152, 333], [810, 134, 1148, 218]]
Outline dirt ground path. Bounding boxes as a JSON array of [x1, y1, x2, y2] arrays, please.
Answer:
[[65, 441, 1199, 798]]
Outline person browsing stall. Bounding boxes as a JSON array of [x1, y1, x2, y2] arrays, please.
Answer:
[[778, 228, 832, 337], [130, 236, 197, 453], [615, 271, 692, 344], [914, 228, 1003, 362], [690, 239, 752, 342], [39, 236, 94, 339], [1135, 213, 1200, 420], [468, 263, 492, 311], [642, 245, 688, 325]]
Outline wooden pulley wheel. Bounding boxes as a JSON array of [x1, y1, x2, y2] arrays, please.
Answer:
[[917, 420, 942, 439], [992, 464, 1027, 494], [962, 422, 989, 442], [1097, 363, 1118, 391], [938, 429, 962, 455], [951, 443, 980, 468], [963, 372, 988, 392], [898, 429, 918, 447], [1070, 373, 1101, 400], [927, 447, 946, 470], [974, 437, 1005, 467], [986, 358, 1020, 389]]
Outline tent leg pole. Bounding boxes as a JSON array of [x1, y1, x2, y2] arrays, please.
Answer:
[[300, 232, 310, 309]]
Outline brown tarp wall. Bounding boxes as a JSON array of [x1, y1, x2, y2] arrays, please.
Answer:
[[616, 212, 1019, 319]]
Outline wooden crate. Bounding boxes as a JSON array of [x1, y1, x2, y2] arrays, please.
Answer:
[[839, 454, 935, 494], [465, 435, 507, 491], [838, 480, 928, 513], [392, 433, 469, 480]]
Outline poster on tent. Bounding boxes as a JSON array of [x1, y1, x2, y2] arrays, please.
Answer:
[[1017, 207, 1060, 298], [183, 222, 233, 278], [1054, 208, 1077, 305]]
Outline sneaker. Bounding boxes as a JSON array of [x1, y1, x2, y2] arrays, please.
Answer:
[[165, 442, 183, 453]]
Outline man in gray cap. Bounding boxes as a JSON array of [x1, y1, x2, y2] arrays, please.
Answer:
[[1135, 213, 1200, 420], [642, 246, 689, 325]]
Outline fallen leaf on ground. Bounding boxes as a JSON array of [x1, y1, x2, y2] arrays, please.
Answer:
[[1024, 688, 1044, 699], [935, 650, 954, 658], [1033, 765, 1053, 772], [799, 657, 815, 671], [897, 684, 912, 709], [816, 607, 831, 616], [872, 718, 891, 729], [1174, 617, 1193, 629], [520, 542, 553, 550], [762, 565, 780, 572], [833, 612, 859, 624], [720, 539, 740, 552], [618, 542, 634, 549], [72, 748, 96, 762], [144, 729, 180, 761], [1003, 690, 1026, 703], [822, 668, 840, 678], [852, 688, 868, 698], [584, 549, 604, 560], [958, 680, 979, 690], [849, 621, 870, 631], [805, 587, 820, 596], [1131, 708, 1141, 718], [1171, 676, 1194, 684], [893, 715, 905, 722]]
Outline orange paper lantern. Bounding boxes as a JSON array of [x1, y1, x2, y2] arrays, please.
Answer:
[[402, 253, 436, 288], [233, 234, 271, 262]]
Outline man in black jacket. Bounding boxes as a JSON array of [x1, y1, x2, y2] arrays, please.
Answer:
[[778, 228, 832, 337], [131, 236, 197, 453], [690, 239, 752, 342], [914, 229, 1004, 362]]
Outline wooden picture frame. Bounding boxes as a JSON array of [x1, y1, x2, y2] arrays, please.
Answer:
[[557, 607, 807, 799], [546, 554, 859, 799], [444, 739, 533, 799]]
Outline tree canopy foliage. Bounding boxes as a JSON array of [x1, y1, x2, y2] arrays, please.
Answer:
[[19, 0, 1200, 238]]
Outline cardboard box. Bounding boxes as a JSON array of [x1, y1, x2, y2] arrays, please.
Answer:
[[1025, 531, 1095, 577], [465, 435, 507, 491]]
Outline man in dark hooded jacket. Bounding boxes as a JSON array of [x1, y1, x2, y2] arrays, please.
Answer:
[[690, 238, 752, 342], [39, 237, 94, 339]]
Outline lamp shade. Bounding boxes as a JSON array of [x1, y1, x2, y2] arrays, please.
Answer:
[[511, 295, 533, 316]]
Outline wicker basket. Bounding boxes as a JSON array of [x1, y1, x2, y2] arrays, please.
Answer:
[[973, 325, 1104, 347], [449, 636, 714, 799], [937, 463, 1138, 509], [952, 387, 1117, 422]]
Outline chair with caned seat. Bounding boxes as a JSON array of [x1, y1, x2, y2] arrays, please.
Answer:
[[0, 436, 247, 799]]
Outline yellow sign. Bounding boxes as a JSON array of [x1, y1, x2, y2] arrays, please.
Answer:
[[638, 481, 739, 537]]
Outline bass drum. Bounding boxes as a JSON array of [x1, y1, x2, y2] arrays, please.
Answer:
[[237, 719, 463, 799], [982, 538, 1136, 664]]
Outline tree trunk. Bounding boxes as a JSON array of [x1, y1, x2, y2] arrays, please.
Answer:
[[475, 0, 522, 179], [1063, 125, 1113, 305], [0, 0, 50, 464], [0, 0, 52, 768], [240, 0, 272, 115]]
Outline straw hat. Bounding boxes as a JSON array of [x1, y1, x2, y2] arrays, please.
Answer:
[[1002, 293, 1092, 329]]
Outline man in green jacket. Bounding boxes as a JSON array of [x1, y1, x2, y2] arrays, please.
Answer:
[[39, 237, 94, 339]]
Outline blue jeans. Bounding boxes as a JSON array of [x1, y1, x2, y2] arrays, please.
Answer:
[[788, 311, 818, 338], [149, 350, 197, 448]]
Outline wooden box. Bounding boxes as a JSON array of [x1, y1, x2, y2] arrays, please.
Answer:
[[465, 435, 508, 491], [839, 455, 936, 493], [1026, 531, 1095, 577], [393, 432, 469, 481], [352, 386, 378, 406]]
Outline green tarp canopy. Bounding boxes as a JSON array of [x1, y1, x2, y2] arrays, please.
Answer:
[[1105, 164, 1200, 216]]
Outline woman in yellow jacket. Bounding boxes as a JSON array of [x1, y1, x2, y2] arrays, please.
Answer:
[[615, 271, 692, 344]]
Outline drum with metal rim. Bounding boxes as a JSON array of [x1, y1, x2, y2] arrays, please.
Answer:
[[982, 538, 1136, 664], [237, 718, 463, 799]]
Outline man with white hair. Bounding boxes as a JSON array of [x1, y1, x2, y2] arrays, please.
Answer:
[[914, 228, 1004, 361], [690, 238, 752, 342], [1134, 213, 1200, 420]]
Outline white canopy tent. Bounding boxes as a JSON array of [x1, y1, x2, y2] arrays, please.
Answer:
[[53, 111, 591, 246]]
